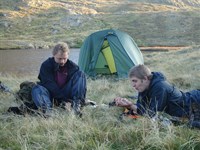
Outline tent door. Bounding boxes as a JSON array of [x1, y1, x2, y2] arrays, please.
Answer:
[[95, 40, 117, 74], [95, 52, 110, 74]]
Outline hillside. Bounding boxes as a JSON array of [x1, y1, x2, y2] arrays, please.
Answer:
[[0, 0, 200, 49]]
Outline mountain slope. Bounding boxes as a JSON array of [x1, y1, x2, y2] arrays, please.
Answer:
[[0, 0, 199, 49]]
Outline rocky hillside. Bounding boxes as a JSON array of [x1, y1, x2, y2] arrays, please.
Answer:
[[0, 0, 199, 49]]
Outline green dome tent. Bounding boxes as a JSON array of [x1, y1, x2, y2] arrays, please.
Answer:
[[78, 29, 144, 78]]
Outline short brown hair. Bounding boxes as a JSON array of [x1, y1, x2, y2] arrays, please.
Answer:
[[128, 64, 152, 79], [52, 42, 70, 56]]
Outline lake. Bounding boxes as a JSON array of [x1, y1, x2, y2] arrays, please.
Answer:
[[0, 49, 80, 76]]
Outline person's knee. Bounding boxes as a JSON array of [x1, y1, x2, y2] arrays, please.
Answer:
[[74, 70, 86, 78], [31, 84, 52, 108], [32, 84, 49, 93], [72, 71, 86, 85]]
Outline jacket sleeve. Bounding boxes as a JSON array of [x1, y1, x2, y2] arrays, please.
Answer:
[[148, 85, 168, 117], [38, 61, 66, 101], [137, 85, 168, 117]]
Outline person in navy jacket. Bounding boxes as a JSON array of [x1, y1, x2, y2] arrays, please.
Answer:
[[32, 42, 86, 116], [114, 64, 200, 128]]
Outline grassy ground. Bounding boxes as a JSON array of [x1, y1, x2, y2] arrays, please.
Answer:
[[0, 46, 200, 149], [0, 0, 200, 49]]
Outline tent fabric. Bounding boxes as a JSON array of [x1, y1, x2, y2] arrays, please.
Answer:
[[78, 29, 144, 78], [102, 46, 116, 73]]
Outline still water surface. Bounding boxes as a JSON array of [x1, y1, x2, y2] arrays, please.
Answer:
[[0, 49, 80, 76]]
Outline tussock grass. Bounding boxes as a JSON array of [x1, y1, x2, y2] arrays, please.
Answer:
[[0, 46, 200, 149]]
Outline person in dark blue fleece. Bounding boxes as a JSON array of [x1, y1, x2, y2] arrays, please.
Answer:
[[31, 42, 87, 116], [114, 64, 200, 128]]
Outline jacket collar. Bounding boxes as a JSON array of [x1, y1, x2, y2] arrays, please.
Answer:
[[52, 58, 69, 72]]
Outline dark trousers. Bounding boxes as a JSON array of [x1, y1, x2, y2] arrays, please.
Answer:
[[186, 90, 200, 104], [31, 71, 87, 112]]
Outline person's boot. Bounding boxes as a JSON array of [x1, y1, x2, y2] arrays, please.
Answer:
[[72, 98, 82, 117], [189, 103, 200, 129]]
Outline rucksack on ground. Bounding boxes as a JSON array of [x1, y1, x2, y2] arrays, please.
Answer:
[[15, 81, 36, 103], [7, 81, 37, 115]]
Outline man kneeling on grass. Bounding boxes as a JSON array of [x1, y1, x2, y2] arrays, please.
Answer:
[[114, 64, 200, 128]]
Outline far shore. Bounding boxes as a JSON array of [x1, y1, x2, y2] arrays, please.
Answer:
[[0, 46, 190, 52]]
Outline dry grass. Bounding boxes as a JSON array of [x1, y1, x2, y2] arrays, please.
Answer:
[[0, 1, 200, 148], [1, 0, 199, 19], [0, 46, 200, 149]]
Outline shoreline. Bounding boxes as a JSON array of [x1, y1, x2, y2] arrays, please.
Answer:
[[0, 46, 191, 52]]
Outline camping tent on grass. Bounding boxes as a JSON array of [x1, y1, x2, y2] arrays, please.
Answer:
[[78, 29, 144, 78]]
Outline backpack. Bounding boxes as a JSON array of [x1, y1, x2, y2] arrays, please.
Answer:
[[15, 81, 36, 103], [7, 81, 38, 115]]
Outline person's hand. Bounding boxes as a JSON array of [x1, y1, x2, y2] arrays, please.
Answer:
[[114, 97, 133, 108]]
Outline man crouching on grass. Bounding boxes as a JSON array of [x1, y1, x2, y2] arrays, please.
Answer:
[[31, 42, 87, 117], [114, 64, 200, 129]]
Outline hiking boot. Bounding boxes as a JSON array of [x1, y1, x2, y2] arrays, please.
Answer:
[[72, 99, 82, 117], [189, 103, 200, 129]]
